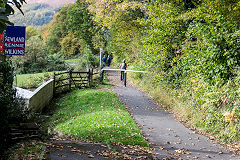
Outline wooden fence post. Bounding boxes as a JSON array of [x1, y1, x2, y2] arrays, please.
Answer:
[[100, 70, 104, 82], [91, 68, 93, 82], [88, 69, 91, 87], [53, 72, 55, 95], [99, 70, 102, 82], [89, 68, 93, 87], [68, 70, 72, 91]]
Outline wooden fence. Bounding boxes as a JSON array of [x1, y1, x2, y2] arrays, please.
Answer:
[[53, 69, 98, 94]]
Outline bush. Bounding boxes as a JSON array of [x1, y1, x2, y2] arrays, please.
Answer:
[[0, 60, 33, 154], [13, 55, 68, 74], [72, 53, 99, 71]]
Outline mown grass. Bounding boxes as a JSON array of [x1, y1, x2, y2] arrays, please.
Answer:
[[65, 58, 79, 63], [14, 72, 53, 89], [48, 89, 148, 147]]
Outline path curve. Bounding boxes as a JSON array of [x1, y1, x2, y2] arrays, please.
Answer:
[[107, 70, 239, 160]]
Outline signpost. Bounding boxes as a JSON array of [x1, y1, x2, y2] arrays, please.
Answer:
[[4, 26, 26, 56], [100, 48, 103, 68]]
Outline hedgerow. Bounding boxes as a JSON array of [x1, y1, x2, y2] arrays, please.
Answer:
[[86, 0, 240, 144]]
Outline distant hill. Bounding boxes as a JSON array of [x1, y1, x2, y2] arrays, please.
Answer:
[[26, 0, 76, 8], [9, 3, 57, 26]]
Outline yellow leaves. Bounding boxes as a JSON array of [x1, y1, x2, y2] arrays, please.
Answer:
[[87, 0, 142, 28], [115, 1, 141, 11], [223, 106, 237, 126], [223, 111, 233, 122], [175, 148, 191, 155], [60, 32, 82, 57], [222, 105, 238, 125]]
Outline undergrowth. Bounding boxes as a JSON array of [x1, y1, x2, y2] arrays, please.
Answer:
[[130, 71, 240, 145], [6, 140, 45, 160]]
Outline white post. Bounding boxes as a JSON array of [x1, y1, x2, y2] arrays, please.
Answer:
[[100, 48, 103, 68]]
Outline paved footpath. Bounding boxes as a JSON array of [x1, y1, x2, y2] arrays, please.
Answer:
[[107, 70, 240, 160]]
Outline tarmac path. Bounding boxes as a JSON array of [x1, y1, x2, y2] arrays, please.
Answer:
[[46, 69, 239, 160], [106, 70, 240, 160]]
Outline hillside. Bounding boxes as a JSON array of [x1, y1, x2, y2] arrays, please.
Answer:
[[9, 3, 56, 26], [26, 0, 76, 8]]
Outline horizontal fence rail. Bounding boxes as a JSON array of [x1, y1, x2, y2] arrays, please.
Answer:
[[53, 68, 98, 95]]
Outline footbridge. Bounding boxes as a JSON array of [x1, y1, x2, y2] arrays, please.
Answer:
[[100, 68, 147, 87]]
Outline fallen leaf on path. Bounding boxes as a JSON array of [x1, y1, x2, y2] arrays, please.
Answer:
[[88, 154, 94, 158], [205, 155, 211, 158], [175, 149, 190, 155], [58, 154, 66, 157], [192, 156, 199, 159], [209, 136, 215, 140], [159, 147, 164, 150], [165, 141, 170, 145]]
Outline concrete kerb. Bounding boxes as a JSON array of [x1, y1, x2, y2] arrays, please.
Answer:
[[15, 79, 54, 113]]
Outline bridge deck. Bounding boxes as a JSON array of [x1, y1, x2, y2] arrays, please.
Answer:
[[101, 68, 147, 73]]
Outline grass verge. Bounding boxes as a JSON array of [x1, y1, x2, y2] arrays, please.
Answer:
[[6, 140, 45, 160], [14, 72, 53, 89], [47, 89, 148, 147], [65, 58, 79, 63]]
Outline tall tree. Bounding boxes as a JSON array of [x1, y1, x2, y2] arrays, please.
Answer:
[[46, 1, 101, 57], [86, 0, 145, 62], [67, 0, 96, 54]]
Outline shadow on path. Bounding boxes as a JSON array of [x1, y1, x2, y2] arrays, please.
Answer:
[[45, 140, 155, 160]]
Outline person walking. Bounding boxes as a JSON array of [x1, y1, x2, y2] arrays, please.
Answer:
[[119, 59, 127, 81], [106, 55, 111, 67], [101, 55, 106, 67]]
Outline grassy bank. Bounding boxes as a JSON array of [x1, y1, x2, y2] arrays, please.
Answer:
[[14, 72, 53, 89], [47, 89, 148, 147], [65, 58, 80, 63], [130, 72, 240, 146]]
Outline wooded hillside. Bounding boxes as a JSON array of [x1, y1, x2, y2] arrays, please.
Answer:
[[26, 0, 76, 8], [9, 3, 56, 26]]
